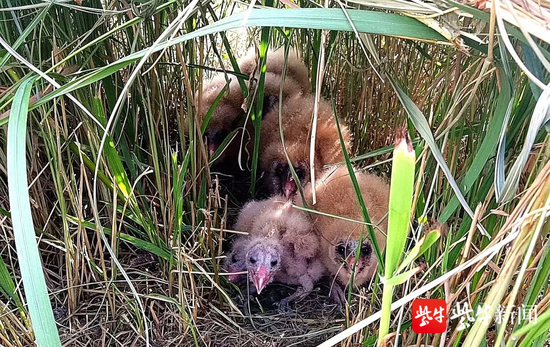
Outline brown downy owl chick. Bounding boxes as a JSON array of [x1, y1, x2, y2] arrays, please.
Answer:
[[301, 166, 389, 303], [260, 95, 352, 199], [239, 48, 311, 105], [197, 73, 250, 164], [231, 196, 325, 308]]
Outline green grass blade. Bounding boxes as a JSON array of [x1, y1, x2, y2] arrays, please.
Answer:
[[521, 43, 545, 100], [250, 22, 271, 195], [513, 309, 550, 346], [25, 8, 444, 115], [0, 255, 22, 309], [499, 86, 550, 202], [200, 84, 228, 134], [0, 5, 50, 68], [342, 137, 422, 164], [209, 129, 239, 165], [7, 75, 61, 346], [384, 267, 421, 286], [441, 71, 512, 223], [68, 142, 113, 190], [330, 98, 383, 268], [384, 131, 416, 277], [70, 218, 175, 263], [494, 98, 515, 207], [328, 95, 382, 303], [387, 76, 489, 237], [231, 8, 445, 41], [396, 229, 440, 274], [92, 97, 132, 199], [523, 240, 550, 307], [378, 130, 415, 345]]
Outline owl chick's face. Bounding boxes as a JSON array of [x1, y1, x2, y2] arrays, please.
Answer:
[[204, 128, 228, 157], [269, 161, 308, 199], [245, 241, 282, 294], [332, 238, 373, 277]]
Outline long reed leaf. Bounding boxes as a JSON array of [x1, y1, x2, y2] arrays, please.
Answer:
[[378, 130, 415, 345], [7, 75, 61, 346], [441, 69, 512, 223], [0, 256, 22, 309], [498, 85, 550, 202], [387, 76, 489, 237], [250, 22, 271, 195], [24, 8, 444, 117], [69, 218, 175, 263], [0, 4, 50, 68]]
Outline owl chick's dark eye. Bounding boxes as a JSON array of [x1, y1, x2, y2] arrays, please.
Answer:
[[336, 245, 346, 256], [205, 129, 225, 144], [360, 244, 371, 255], [231, 254, 238, 262], [275, 164, 285, 176], [270, 260, 278, 267], [249, 257, 257, 264], [295, 168, 305, 180]]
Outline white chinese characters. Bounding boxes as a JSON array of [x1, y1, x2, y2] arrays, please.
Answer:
[[450, 303, 537, 331]]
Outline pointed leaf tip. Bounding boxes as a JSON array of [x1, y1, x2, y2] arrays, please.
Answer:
[[395, 128, 414, 154]]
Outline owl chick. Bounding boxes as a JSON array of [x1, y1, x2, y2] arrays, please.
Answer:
[[231, 196, 325, 308], [260, 95, 352, 199], [197, 73, 250, 165], [239, 48, 311, 107], [302, 165, 389, 304]]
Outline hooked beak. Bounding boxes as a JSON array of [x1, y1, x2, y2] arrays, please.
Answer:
[[347, 256, 356, 268], [251, 265, 271, 294], [347, 256, 365, 271], [282, 178, 297, 199]]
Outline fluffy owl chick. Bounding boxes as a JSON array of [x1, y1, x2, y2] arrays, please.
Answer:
[[240, 48, 311, 96], [259, 95, 351, 199], [197, 73, 249, 163], [239, 48, 311, 116], [302, 166, 389, 303], [232, 197, 325, 307]]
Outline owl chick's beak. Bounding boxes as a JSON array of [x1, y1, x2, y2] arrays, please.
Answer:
[[347, 255, 366, 272], [282, 179, 296, 199], [347, 256, 356, 268], [208, 142, 217, 157], [204, 129, 221, 157], [251, 265, 271, 294]]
